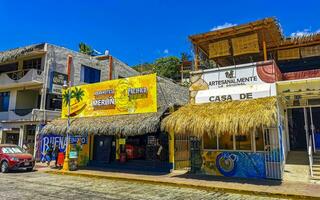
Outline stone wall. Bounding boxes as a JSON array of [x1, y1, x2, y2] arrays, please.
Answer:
[[46, 44, 139, 88]]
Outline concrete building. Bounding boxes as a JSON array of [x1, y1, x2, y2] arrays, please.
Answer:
[[0, 43, 138, 154], [163, 18, 320, 181]]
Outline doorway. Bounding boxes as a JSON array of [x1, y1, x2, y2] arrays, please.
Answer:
[[288, 107, 320, 152], [93, 136, 113, 163], [288, 108, 307, 151], [310, 107, 320, 151]]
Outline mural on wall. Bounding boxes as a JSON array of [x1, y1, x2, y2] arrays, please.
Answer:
[[38, 134, 90, 167], [202, 151, 266, 178]]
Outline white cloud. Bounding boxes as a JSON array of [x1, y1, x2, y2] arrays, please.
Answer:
[[317, 29, 320, 33], [210, 22, 237, 31], [163, 49, 169, 54], [290, 28, 312, 37]]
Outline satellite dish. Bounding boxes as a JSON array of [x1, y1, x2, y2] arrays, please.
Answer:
[[104, 50, 110, 56]]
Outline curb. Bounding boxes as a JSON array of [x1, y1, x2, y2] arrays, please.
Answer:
[[43, 170, 318, 199]]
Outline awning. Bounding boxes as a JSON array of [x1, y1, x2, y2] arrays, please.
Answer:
[[41, 109, 166, 136], [195, 83, 276, 104], [277, 77, 320, 107], [161, 97, 277, 137]]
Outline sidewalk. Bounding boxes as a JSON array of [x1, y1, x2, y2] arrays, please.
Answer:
[[36, 163, 320, 199]]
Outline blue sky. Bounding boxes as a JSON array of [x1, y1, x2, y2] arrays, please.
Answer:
[[1, 0, 319, 66]]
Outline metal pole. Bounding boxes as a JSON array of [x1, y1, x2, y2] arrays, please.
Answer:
[[309, 107, 316, 153], [62, 81, 71, 171]]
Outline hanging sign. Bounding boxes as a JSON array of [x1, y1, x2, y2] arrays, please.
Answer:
[[192, 61, 281, 90], [195, 84, 276, 104], [119, 138, 126, 145], [61, 73, 157, 118], [202, 66, 262, 89], [50, 71, 68, 94]]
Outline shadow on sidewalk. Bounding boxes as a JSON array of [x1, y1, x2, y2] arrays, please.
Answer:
[[172, 172, 282, 186], [80, 166, 170, 176], [79, 166, 282, 186], [4, 169, 38, 174]]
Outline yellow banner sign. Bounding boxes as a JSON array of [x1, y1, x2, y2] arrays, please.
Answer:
[[61, 74, 157, 118]]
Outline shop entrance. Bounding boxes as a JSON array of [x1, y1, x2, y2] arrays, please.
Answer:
[[309, 107, 320, 152], [288, 107, 320, 152], [288, 108, 307, 151], [90, 133, 170, 172], [93, 136, 113, 163]]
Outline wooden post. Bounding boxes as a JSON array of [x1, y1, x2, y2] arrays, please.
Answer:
[[89, 135, 94, 161], [109, 55, 113, 80], [169, 106, 175, 170], [67, 55, 73, 81], [194, 45, 199, 71], [116, 136, 120, 160], [263, 40, 267, 61], [262, 31, 268, 61]]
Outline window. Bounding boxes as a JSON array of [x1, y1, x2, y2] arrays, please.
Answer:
[[218, 132, 234, 150], [235, 135, 251, 150], [0, 62, 18, 73], [23, 58, 42, 70], [255, 128, 265, 151], [203, 133, 217, 149], [46, 94, 62, 110], [0, 92, 10, 112], [80, 65, 101, 83], [203, 129, 265, 152], [1, 146, 24, 154]]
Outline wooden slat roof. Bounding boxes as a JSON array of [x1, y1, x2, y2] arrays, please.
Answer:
[[189, 18, 283, 49]]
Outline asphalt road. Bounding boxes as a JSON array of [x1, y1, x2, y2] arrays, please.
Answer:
[[0, 170, 286, 200]]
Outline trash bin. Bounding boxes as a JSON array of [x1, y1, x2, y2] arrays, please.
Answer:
[[57, 152, 65, 169]]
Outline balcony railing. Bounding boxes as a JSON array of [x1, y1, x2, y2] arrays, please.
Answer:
[[6, 69, 41, 80], [0, 109, 60, 122], [31, 109, 61, 122], [11, 108, 33, 116], [0, 69, 43, 89]]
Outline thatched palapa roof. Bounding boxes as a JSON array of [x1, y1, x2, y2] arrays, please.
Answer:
[[161, 97, 277, 137], [0, 43, 45, 64], [41, 76, 188, 136]]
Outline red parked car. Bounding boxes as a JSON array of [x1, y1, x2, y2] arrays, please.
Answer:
[[0, 144, 35, 173]]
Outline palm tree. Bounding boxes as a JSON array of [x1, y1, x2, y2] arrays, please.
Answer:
[[72, 87, 85, 103], [180, 52, 191, 62], [62, 89, 72, 106], [79, 42, 94, 56]]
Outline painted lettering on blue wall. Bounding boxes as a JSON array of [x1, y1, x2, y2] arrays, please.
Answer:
[[40, 134, 87, 159]]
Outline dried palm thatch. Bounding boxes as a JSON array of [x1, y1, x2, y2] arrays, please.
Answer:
[[161, 97, 277, 137], [41, 76, 188, 136], [42, 108, 165, 136], [0, 43, 45, 63]]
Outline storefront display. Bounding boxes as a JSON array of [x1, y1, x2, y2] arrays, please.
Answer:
[[162, 61, 285, 180], [41, 74, 188, 172]]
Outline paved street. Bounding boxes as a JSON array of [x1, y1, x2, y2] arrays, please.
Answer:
[[0, 171, 286, 200]]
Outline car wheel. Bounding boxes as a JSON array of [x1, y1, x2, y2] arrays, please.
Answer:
[[1, 161, 9, 173], [26, 168, 33, 172]]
